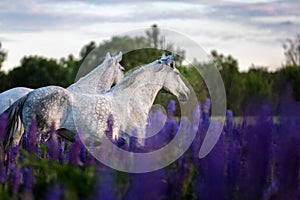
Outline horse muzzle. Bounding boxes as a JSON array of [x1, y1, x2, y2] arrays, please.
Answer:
[[179, 88, 190, 102]]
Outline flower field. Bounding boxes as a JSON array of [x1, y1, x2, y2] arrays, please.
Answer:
[[0, 99, 299, 200]]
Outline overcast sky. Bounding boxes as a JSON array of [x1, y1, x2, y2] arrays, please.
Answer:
[[0, 0, 299, 71]]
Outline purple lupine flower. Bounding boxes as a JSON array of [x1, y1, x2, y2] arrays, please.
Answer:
[[276, 137, 299, 199], [275, 107, 300, 199], [144, 101, 178, 151], [165, 117, 178, 142], [148, 118, 174, 151], [23, 167, 35, 200], [241, 116, 247, 130], [37, 133, 46, 158], [145, 108, 168, 150], [167, 100, 176, 118], [85, 138, 95, 166], [86, 151, 95, 167], [157, 107, 167, 122], [129, 135, 138, 152], [47, 124, 59, 160], [191, 102, 201, 135], [271, 86, 300, 199], [7, 145, 19, 167], [105, 114, 114, 141], [125, 169, 167, 200], [237, 107, 273, 200], [225, 139, 241, 199], [0, 114, 8, 170], [21, 133, 27, 150], [9, 165, 22, 198], [68, 135, 83, 165], [40, 132, 47, 144], [80, 142, 87, 164], [191, 102, 203, 160], [58, 138, 65, 164], [92, 169, 116, 200], [177, 116, 190, 151], [44, 183, 64, 200], [0, 113, 8, 147], [26, 118, 37, 154], [224, 110, 234, 139], [0, 162, 6, 184], [196, 132, 226, 200], [202, 98, 211, 124]]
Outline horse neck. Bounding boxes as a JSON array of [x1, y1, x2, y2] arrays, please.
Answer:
[[68, 61, 113, 94], [94, 68, 115, 93]]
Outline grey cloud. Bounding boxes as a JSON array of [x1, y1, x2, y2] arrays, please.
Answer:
[[205, 0, 300, 32], [0, 0, 299, 39], [0, 1, 205, 32]]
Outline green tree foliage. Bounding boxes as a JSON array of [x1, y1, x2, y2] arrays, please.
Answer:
[[210, 50, 244, 113], [178, 65, 208, 100], [274, 66, 300, 101], [3, 56, 71, 90], [209, 51, 276, 114], [0, 42, 7, 70], [241, 68, 274, 114], [59, 54, 77, 84], [0, 42, 7, 91]]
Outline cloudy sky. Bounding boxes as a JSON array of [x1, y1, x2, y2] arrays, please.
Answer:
[[0, 0, 299, 71]]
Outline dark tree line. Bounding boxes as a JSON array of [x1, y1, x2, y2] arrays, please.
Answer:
[[0, 29, 300, 115], [209, 45, 300, 115]]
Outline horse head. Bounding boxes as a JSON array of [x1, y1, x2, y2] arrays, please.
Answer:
[[159, 53, 190, 102]]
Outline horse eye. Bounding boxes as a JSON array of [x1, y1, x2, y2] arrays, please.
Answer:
[[158, 60, 162, 64]]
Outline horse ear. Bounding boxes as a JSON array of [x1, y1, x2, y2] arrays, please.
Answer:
[[106, 52, 111, 60], [171, 61, 175, 68], [116, 51, 122, 63]]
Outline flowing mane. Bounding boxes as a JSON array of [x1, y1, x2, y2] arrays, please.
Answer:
[[112, 60, 165, 91], [67, 58, 111, 90], [112, 63, 150, 90]]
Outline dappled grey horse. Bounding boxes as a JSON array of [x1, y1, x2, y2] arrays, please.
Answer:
[[3, 52, 124, 149], [70, 53, 190, 146]]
